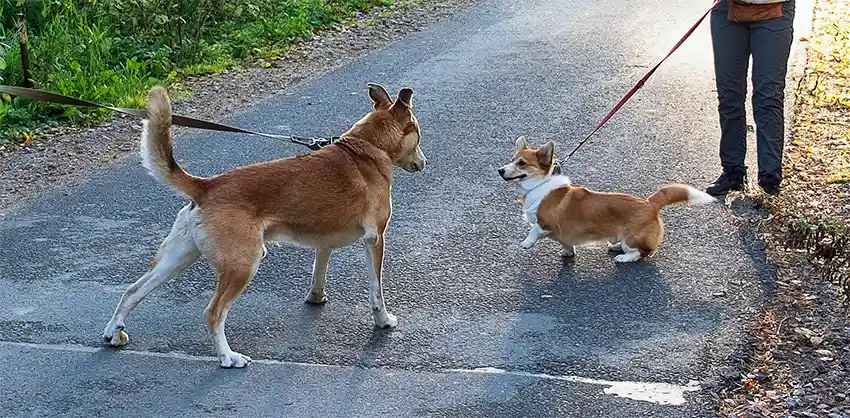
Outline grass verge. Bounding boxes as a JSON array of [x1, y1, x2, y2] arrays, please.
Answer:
[[0, 0, 396, 144]]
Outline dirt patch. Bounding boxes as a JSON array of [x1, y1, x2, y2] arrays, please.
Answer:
[[0, 0, 473, 216], [716, 243, 850, 417]]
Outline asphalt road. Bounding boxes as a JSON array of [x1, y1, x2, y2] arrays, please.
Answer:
[[0, 0, 795, 416]]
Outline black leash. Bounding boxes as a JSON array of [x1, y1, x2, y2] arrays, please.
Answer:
[[0, 86, 338, 150]]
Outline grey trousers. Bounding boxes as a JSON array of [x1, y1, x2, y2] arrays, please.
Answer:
[[710, 0, 795, 186]]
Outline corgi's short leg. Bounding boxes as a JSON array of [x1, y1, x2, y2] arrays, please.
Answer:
[[614, 242, 642, 263], [560, 244, 576, 258], [520, 223, 548, 249], [607, 239, 622, 252]]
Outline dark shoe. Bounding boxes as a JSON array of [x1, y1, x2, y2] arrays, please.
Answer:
[[706, 170, 747, 196], [758, 173, 781, 196], [759, 181, 780, 196]]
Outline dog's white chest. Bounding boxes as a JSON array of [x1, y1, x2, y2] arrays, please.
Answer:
[[518, 175, 571, 224]]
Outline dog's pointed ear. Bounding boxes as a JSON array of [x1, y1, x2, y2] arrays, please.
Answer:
[[368, 83, 392, 110], [515, 136, 529, 153], [537, 141, 555, 165], [390, 87, 413, 120], [396, 88, 413, 108]]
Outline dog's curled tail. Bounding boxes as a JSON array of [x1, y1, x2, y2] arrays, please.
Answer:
[[141, 86, 207, 201], [648, 184, 716, 209]]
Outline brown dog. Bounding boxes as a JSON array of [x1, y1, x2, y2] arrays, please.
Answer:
[[498, 137, 715, 262], [103, 84, 426, 368]]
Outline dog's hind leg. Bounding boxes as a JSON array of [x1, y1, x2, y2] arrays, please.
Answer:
[[614, 242, 642, 263], [205, 246, 262, 368], [607, 239, 623, 252], [103, 205, 201, 346], [615, 232, 657, 263], [615, 221, 661, 263], [305, 248, 333, 304], [362, 228, 397, 329], [202, 218, 264, 368]]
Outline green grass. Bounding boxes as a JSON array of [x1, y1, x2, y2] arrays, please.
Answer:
[[0, 0, 396, 144]]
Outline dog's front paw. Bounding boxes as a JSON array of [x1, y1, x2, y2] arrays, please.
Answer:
[[102, 324, 130, 347], [305, 290, 328, 305], [374, 311, 398, 329], [520, 238, 537, 249], [219, 351, 252, 368]]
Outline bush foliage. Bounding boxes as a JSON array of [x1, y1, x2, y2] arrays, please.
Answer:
[[0, 0, 394, 142]]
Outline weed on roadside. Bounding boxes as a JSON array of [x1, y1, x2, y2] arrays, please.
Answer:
[[0, 0, 397, 144]]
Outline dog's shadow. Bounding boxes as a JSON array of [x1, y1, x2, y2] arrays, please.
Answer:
[[296, 291, 395, 355], [517, 244, 671, 333]]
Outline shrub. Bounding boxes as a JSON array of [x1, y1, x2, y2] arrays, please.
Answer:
[[0, 0, 396, 143]]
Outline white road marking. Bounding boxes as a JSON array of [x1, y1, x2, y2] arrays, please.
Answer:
[[1, 341, 700, 405], [0, 341, 342, 369], [447, 367, 700, 406]]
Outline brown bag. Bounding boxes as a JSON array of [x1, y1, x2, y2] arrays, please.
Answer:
[[728, 0, 783, 22]]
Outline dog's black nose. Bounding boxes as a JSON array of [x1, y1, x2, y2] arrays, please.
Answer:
[[498, 168, 505, 176]]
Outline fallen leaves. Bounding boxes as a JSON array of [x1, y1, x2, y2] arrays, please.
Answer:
[[794, 327, 827, 346]]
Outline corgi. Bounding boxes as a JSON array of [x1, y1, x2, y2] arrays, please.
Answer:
[[498, 137, 716, 262], [102, 84, 426, 368]]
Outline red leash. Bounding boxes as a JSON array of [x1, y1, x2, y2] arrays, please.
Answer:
[[563, 0, 722, 160]]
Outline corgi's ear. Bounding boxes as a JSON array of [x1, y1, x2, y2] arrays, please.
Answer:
[[537, 141, 555, 166], [515, 136, 529, 153]]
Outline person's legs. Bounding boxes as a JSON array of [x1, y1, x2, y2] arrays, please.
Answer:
[[750, 0, 795, 195], [708, 0, 752, 195]]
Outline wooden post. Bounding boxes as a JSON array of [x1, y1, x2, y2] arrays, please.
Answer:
[[16, 13, 31, 88]]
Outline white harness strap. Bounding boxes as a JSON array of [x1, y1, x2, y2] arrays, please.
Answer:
[[517, 175, 572, 224]]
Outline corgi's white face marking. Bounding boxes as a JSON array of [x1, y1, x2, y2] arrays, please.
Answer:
[[497, 137, 556, 183], [498, 160, 529, 182]]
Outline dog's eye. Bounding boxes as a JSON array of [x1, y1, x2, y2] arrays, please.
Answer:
[[516, 161, 526, 167]]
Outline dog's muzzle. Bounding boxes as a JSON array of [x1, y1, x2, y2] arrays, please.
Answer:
[[498, 168, 525, 181]]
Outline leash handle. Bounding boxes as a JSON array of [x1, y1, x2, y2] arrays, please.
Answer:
[[563, 0, 722, 161], [0, 85, 336, 150]]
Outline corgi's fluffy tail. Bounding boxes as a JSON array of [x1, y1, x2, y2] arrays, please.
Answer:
[[141, 86, 207, 201], [648, 184, 717, 209]]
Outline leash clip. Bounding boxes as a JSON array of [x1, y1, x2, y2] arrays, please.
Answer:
[[290, 136, 339, 151]]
